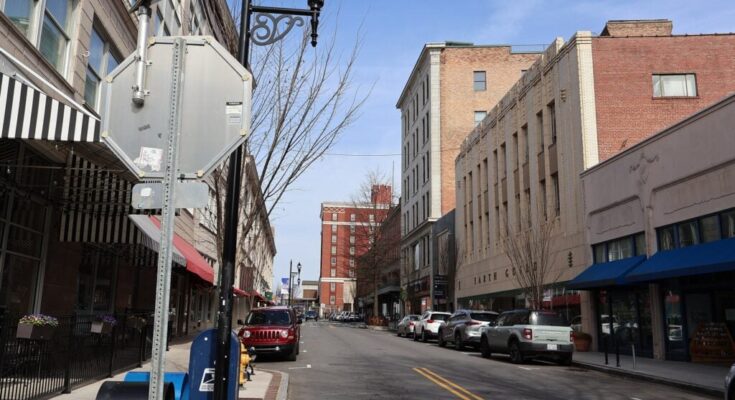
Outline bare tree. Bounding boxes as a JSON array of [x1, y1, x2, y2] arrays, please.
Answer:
[[351, 170, 397, 323], [205, 10, 368, 307], [500, 218, 557, 309]]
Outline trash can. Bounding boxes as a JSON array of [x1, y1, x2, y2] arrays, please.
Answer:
[[95, 381, 175, 400]]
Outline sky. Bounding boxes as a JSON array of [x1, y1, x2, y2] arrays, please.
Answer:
[[239, 0, 735, 290]]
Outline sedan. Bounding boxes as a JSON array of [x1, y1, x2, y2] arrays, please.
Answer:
[[396, 315, 421, 338]]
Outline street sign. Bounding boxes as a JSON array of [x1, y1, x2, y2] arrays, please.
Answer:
[[101, 36, 252, 180], [132, 181, 209, 209]]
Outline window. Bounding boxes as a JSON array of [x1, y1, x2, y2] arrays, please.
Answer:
[[331, 235, 337, 243], [330, 245, 336, 255], [4, 1, 33, 36], [349, 258, 355, 267], [349, 236, 355, 244], [473, 71, 486, 91], [40, 0, 74, 74], [723, 211, 735, 239], [329, 295, 335, 305], [678, 221, 699, 248], [551, 173, 560, 216], [522, 125, 529, 163], [331, 224, 337, 233], [700, 215, 720, 243], [330, 257, 336, 266], [548, 102, 557, 144], [350, 213, 356, 222], [330, 268, 336, 277], [653, 74, 697, 97], [592, 233, 645, 263], [349, 247, 355, 255], [350, 225, 355, 234], [369, 214, 375, 222], [85, 27, 120, 109], [593, 243, 606, 263], [331, 213, 337, 221], [330, 283, 336, 291], [474, 111, 487, 126], [634, 233, 646, 256], [608, 237, 633, 261], [536, 111, 544, 151], [658, 226, 676, 251]]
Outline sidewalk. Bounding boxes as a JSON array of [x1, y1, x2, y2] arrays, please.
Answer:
[[52, 338, 287, 400], [572, 351, 728, 396]]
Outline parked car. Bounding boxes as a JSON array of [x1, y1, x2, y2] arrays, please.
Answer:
[[726, 362, 735, 400], [237, 306, 302, 361], [396, 315, 421, 337], [414, 311, 451, 342], [480, 309, 573, 365], [438, 310, 498, 350], [304, 310, 318, 321]]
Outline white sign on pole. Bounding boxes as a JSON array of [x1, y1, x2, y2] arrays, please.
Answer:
[[101, 36, 253, 180]]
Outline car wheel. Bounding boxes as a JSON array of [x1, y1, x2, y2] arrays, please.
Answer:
[[455, 333, 464, 351], [480, 337, 491, 358], [286, 347, 297, 362], [397, 329, 402, 337], [413, 328, 419, 341], [421, 330, 428, 342], [509, 341, 524, 364], [559, 353, 572, 366], [438, 330, 446, 347]]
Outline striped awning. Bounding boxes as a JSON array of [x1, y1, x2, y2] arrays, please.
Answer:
[[0, 72, 100, 142]]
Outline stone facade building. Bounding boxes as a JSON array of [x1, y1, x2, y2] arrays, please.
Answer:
[[454, 20, 735, 350], [397, 42, 538, 314]]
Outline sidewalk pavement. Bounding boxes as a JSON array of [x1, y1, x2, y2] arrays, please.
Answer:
[[52, 337, 287, 400], [572, 351, 728, 396]]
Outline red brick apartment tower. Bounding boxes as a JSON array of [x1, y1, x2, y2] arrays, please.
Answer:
[[319, 186, 392, 317]]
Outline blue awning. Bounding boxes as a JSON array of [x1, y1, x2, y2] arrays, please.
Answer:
[[567, 255, 646, 290], [626, 237, 735, 282]]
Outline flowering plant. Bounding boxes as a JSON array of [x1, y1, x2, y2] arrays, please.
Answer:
[[96, 315, 117, 326], [19, 314, 59, 327]]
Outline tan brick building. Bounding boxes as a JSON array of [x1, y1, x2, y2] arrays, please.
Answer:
[[454, 20, 735, 356], [397, 42, 538, 314]]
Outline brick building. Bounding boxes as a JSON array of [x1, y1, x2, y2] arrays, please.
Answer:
[[454, 20, 735, 357], [318, 185, 392, 317], [397, 42, 539, 314]]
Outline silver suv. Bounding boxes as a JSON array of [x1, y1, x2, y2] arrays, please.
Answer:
[[480, 309, 573, 365], [438, 310, 498, 350], [414, 311, 451, 342]]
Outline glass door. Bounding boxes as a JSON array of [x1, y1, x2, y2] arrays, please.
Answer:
[[663, 288, 687, 360]]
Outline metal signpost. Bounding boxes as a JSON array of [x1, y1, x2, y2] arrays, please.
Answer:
[[101, 34, 252, 400]]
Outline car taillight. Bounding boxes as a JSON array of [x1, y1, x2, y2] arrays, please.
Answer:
[[467, 321, 480, 326], [522, 328, 533, 340], [427, 320, 434, 324], [280, 330, 289, 339], [242, 330, 251, 339], [409, 322, 414, 326], [570, 331, 575, 342]]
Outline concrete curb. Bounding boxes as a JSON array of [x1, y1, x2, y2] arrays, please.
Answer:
[[276, 370, 289, 400], [571, 361, 724, 397]]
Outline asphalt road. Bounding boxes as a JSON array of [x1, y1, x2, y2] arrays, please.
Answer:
[[253, 321, 716, 400]]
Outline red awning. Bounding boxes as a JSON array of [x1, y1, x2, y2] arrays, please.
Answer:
[[233, 287, 248, 297], [150, 216, 215, 285]]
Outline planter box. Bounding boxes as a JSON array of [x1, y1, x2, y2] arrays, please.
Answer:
[[574, 337, 591, 352], [16, 323, 55, 340], [91, 321, 114, 334]]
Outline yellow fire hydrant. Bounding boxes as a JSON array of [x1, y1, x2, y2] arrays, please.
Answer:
[[240, 344, 255, 385]]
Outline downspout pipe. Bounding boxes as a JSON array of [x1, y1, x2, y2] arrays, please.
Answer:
[[132, 1, 151, 106]]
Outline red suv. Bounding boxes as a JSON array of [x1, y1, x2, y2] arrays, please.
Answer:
[[237, 306, 301, 361]]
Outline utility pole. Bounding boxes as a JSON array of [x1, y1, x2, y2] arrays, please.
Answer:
[[214, 2, 323, 399]]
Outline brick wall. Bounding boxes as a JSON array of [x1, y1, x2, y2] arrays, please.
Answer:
[[601, 20, 672, 37], [439, 47, 538, 215], [592, 34, 735, 161]]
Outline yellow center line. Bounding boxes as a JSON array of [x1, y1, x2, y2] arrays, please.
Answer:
[[413, 368, 483, 400]]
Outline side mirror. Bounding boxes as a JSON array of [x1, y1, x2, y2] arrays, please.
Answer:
[[237, 319, 244, 325]]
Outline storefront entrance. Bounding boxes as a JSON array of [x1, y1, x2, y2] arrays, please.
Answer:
[[662, 271, 735, 362], [596, 287, 654, 358]]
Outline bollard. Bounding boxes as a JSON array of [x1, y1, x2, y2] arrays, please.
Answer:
[[96, 381, 175, 400], [631, 344, 636, 370], [615, 339, 620, 368], [603, 336, 609, 365]]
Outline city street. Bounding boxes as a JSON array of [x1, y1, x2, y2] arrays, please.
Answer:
[[256, 321, 717, 400]]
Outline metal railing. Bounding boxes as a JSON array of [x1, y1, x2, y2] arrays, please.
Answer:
[[0, 311, 155, 400]]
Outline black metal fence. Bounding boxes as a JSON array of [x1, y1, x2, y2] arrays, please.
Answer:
[[0, 311, 155, 400]]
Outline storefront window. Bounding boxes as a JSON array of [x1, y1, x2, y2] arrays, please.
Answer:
[[663, 288, 686, 360], [608, 238, 633, 261], [0, 254, 39, 316], [699, 215, 721, 243], [597, 287, 653, 357], [722, 211, 735, 239], [658, 226, 676, 251]]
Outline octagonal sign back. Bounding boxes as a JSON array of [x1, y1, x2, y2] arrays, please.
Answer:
[[101, 36, 252, 180]]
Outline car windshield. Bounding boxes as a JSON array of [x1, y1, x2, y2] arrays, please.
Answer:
[[531, 311, 569, 326], [430, 314, 449, 321], [409, 315, 420, 321], [471, 313, 497, 321], [246, 310, 291, 326], [305, 311, 316, 316]]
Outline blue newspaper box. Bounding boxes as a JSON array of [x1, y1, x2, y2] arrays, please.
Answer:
[[188, 329, 240, 400]]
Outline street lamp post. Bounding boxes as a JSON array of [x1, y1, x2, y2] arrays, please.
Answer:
[[215, 2, 323, 399]]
